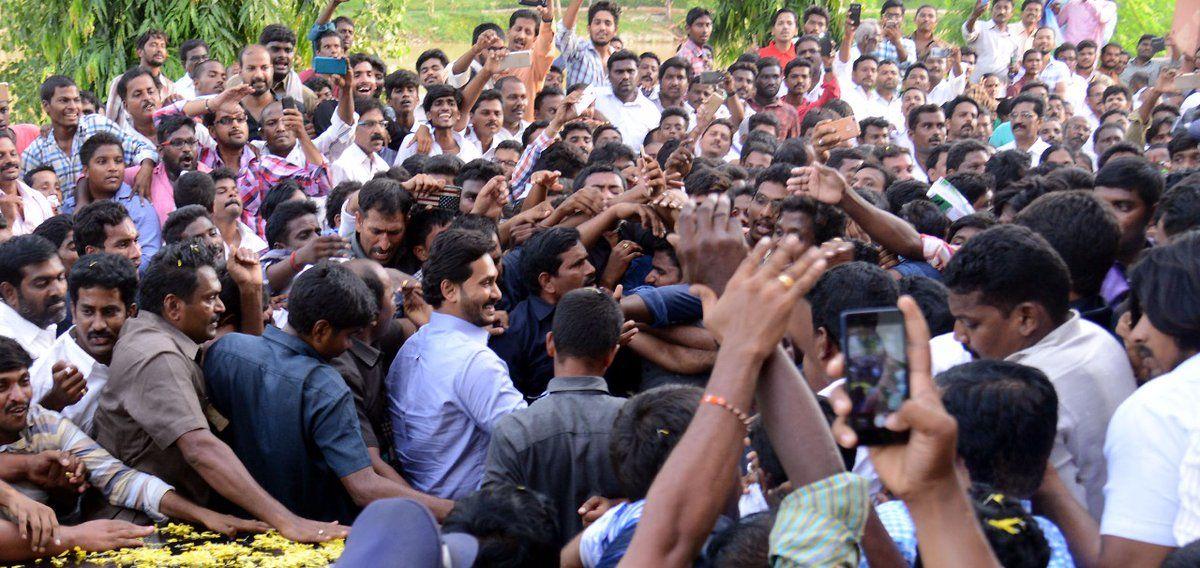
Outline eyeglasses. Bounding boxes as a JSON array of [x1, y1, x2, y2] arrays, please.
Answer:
[[1012, 111, 1038, 120], [216, 116, 248, 126], [166, 138, 198, 148], [357, 120, 388, 129]]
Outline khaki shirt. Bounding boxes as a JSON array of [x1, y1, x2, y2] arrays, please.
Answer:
[[93, 311, 215, 504]]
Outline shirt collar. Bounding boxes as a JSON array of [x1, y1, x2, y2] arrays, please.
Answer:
[[0, 302, 55, 346], [527, 295, 556, 322], [61, 327, 100, 377], [348, 336, 381, 367], [263, 326, 324, 360], [136, 311, 201, 361], [545, 375, 611, 394], [1007, 311, 1081, 363], [427, 311, 490, 344]]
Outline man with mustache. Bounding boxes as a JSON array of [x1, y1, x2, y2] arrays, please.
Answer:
[[105, 30, 177, 129], [190, 60, 228, 98], [331, 98, 392, 185], [593, 50, 659, 152], [0, 235, 67, 362], [175, 168, 266, 255], [72, 134, 161, 270], [27, 253, 135, 432], [998, 94, 1051, 166], [942, 95, 980, 143], [0, 133, 54, 236], [388, 229, 526, 499], [393, 85, 483, 164], [906, 104, 948, 183], [226, 25, 318, 126], [496, 77, 530, 143], [173, 39, 210, 100], [121, 116, 210, 225], [94, 241, 345, 542], [489, 227, 596, 398], [460, 90, 506, 160], [348, 178, 411, 269]]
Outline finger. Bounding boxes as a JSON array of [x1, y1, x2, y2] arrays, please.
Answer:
[[825, 351, 845, 384], [780, 247, 828, 297], [688, 284, 719, 314], [695, 193, 717, 235], [16, 508, 27, 542], [897, 295, 934, 396], [760, 234, 801, 277]]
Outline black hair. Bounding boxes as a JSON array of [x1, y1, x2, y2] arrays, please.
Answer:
[[404, 207, 456, 252], [326, 181, 362, 229], [455, 159, 506, 188], [1168, 133, 1200, 158], [265, 199, 318, 249], [287, 261, 377, 334], [943, 225, 1071, 322], [884, 179, 931, 214], [137, 240, 220, 316], [313, 29, 341, 49], [522, 120, 551, 148], [779, 195, 846, 244], [174, 171, 216, 211], [900, 199, 949, 237], [384, 70, 420, 97], [573, 164, 625, 192], [39, 75, 76, 103], [947, 212, 997, 242], [449, 214, 500, 242], [521, 227, 582, 293], [68, 252, 138, 309], [754, 163, 792, 191], [1015, 190, 1118, 298], [772, 139, 810, 168], [906, 103, 943, 132], [261, 179, 304, 223], [748, 111, 780, 134], [1164, 539, 1200, 568], [162, 205, 213, 245], [588, 0, 620, 24], [1094, 156, 1163, 210], [72, 201, 131, 254], [658, 57, 692, 82], [925, 143, 951, 174], [685, 168, 733, 197], [806, 262, 899, 346], [22, 165, 58, 189], [967, 484, 1052, 568], [609, 384, 703, 500], [799, 108, 837, 138], [1043, 166, 1093, 190], [0, 235, 58, 289], [534, 86, 564, 115], [899, 275, 954, 336], [685, 6, 713, 26], [587, 141, 636, 167], [0, 337, 32, 375], [32, 215, 73, 250], [826, 148, 865, 172], [986, 150, 1032, 192], [531, 142, 586, 180], [606, 49, 639, 73], [178, 38, 208, 62], [358, 178, 415, 218], [945, 139, 989, 173], [422, 84, 463, 114], [79, 132, 124, 169], [708, 513, 773, 568], [156, 114, 196, 145], [551, 288, 623, 362], [424, 154, 465, 179], [821, 99, 854, 119], [937, 360, 1059, 497], [1097, 142, 1143, 169], [1158, 184, 1200, 239], [944, 173, 994, 207], [422, 229, 496, 308], [415, 48, 449, 72], [258, 23, 297, 46], [441, 484, 560, 567], [1129, 232, 1200, 352]]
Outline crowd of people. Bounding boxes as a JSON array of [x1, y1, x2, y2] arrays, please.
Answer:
[[0, 0, 1198, 564]]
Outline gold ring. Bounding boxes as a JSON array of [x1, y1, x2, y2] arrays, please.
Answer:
[[777, 274, 795, 288], [622, 243, 629, 248], [317, 530, 325, 535]]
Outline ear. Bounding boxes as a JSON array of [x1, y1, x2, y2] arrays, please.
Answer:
[[162, 294, 183, 323], [545, 331, 556, 359], [814, 327, 836, 363], [537, 271, 554, 296], [84, 244, 98, 255], [1014, 302, 1043, 338], [414, 245, 429, 262], [0, 282, 17, 306], [311, 320, 333, 344], [440, 279, 459, 305], [127, 303, 139, 318]]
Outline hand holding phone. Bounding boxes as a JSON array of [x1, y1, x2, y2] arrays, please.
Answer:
[[575, 86, 598, 114], [848, 3, 862, 26], [313, 56, 349, 76], [499, 50, 533, 71], [841, 307, 910, 445]]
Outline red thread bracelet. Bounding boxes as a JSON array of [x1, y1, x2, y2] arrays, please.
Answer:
[[702, 394, 754, 430], [289, 250, 301, 272]]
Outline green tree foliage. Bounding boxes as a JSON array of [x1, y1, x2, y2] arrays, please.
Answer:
[[0, 0, 409, 122], [712, 0, 848, 64]]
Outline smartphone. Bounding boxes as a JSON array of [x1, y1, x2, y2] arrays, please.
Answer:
[[313, 56, 348, 75], [824, 115, 861, 143], [841, 307, 910, 446], [848, 3, 862, 26], [1150, 37, 1166, 54], [518, 0, 546, 6], [700, 88, 726, 117], [1177, 73, 1200, 91], [978, 0, 990, 8], [930, 46, 950, 59], [281, 96, 297, 111], [416, 184, 463, 212], [499, 50, 533, 71], [698, 71, 725, 85], [575, 86, 598, 114]]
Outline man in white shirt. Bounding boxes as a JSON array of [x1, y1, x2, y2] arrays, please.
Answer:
[[251, 70, 358, 167], [28, 253, 136, 434], [593, 50, 661, 152], [943, 225, 1135, 519], [838, 55, 890, 120], [394, 85, 483, 164], [105, 30, 177, 128], [998, 94, 1051, 165], [1099, 234, 1200, 567], [0, 235, 67, 362], [0, 134, 54, 235], [460, 90, 507, 160], [962, 0, 1020, 82], [495, 76, 531, 142], [173, 39, 210, 100], [875, 60, 905, 126], [331, 98, 392, 185]]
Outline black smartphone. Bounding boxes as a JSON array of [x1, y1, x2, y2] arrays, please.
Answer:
[[698, 71, 725, 85], [1150, 37, 1166, 54], [518, 0, 546, 6], [841, 307, 909, 446], [848, 3, 862, 26], [281, 96, 297, 111]]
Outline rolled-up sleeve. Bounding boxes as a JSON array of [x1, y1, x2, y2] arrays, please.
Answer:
[[629, 284, 703, 328]]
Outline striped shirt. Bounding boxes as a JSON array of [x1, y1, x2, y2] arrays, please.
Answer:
[[511, 130, 555, 200], [769, 472, 870, 567], [554, 23, 609, 88], [0, 405, 172, 520]]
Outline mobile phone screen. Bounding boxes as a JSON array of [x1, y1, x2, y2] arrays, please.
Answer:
[[848, 3, 862, 25], [842, 308, 909, 445]]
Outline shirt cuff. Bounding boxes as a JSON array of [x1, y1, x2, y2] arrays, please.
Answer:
[[769, 472, 871, 567], [629, 284, 703, 328], [142, 479, 175, 522]]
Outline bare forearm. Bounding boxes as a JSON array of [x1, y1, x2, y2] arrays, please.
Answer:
[[157, 491, 208, 525], [841, 190, 923, 259], [239, 284, 265, 335], [861, 510, 907, 568], [1034, 469, 1100, 567], [315, 0, 339, 26], [366, 448, 406, 486], [178, 432, 293, 526], [341, 468, 454, 519], [756, 346, 844, 486], [576, 208, 621, 248], [451, 48, 478, 76], [562, 0, 585, 30], [644, 325, 717, 350], [0, 455, 32, 484], [628, 334, 716, 375]]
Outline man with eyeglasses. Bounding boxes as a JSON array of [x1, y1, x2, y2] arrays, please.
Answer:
[[998, 94, 1050, 165], [331, 97, 392, 184], [121, 114, 211, 224]]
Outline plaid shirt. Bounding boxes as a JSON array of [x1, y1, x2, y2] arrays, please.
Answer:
[[20, 114, 159, 213], [0, 405, 172, 521], [555, 23, 609, 88], [510, 130, 555, 200], [872, 36, 918, 68], [676, 39, 714, 75], [240, 153, 332, 236]]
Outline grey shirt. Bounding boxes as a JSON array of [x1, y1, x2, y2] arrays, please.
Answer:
[[483, 376, 625, 544]]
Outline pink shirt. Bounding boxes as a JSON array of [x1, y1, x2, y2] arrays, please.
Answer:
[[123, 161, 211, 225], [1058, 0, 1114, 46]]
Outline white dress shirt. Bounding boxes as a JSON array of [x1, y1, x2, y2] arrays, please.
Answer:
[[962, 20, 1021, 82], [998, 137, 1051, 166], [0, 302, 57, 361], [174, 73, 197, 99], [4, 181, 56, 235], [330, 143, 391, 186], [499, 120, 530, 142], [28, 328, 110, 434], [226, 221, 268, 257], [927, 72, 969, 106], [461, 126, 506, 161], [392, 127, 484, 166], [594, 91, 661, 152]]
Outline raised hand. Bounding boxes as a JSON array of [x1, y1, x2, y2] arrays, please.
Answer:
[[401, 173, 446, 198], [469, 175, 510, 219], [676, 195, 747, 296], [787, 164, 848, 206], [226, 247, 263, 289]]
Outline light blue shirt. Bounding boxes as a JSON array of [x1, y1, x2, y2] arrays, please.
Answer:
[[111, 183, 162, 271], [386, 312, 526, 499]]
